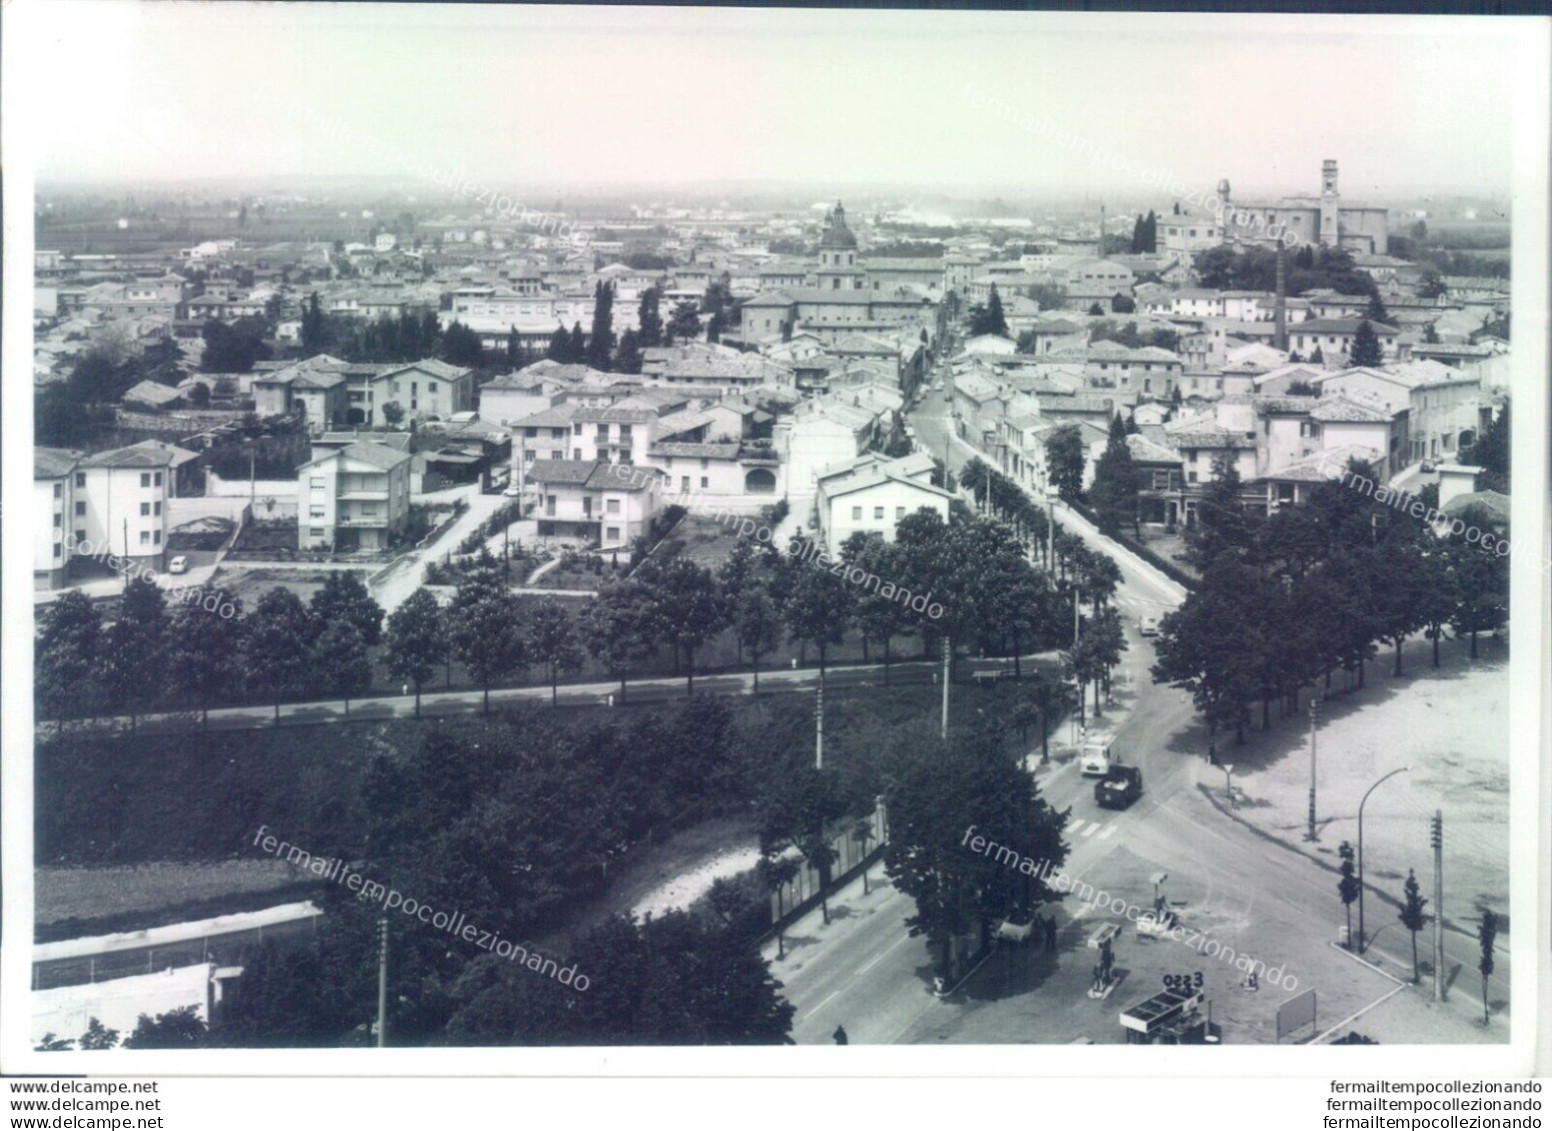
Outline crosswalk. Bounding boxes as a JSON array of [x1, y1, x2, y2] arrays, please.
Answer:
[[1067, 817, 1119, 841]]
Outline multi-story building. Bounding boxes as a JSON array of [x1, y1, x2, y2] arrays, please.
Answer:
[[297, 441, 412, 551], [526, 459, 664, 549], [815, 452, 952, 553], [35, 448, 82, 589], [72, 442, 181, 572]]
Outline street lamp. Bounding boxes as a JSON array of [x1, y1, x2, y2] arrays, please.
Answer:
[[1357, 766, 1409, 954], [1044, 484, 1058, 574]]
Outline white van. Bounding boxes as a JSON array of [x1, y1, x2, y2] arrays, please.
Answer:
[[1079, 733, 1118, 777]]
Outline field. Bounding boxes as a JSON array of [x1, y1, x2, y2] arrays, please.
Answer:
[[228, 518, 299, 555]]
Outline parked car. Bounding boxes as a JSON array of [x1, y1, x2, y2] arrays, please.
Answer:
[[1421, 459, 1438, 473], [1094, 765, 1144, 809], [167, 555, 190, 574], [1139, 615, 1160, 637]]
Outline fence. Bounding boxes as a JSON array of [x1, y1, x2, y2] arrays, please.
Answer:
[[764, 804, 889, 937], [32, 912, 319, 991]]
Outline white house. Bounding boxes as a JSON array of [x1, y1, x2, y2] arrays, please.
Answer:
[[35, 448, 82, 589], [815, 452, 953, 553], [298, 441, 412, 552]]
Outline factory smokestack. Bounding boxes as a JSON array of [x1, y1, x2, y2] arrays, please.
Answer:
[[1274, 243, 1288, 352]]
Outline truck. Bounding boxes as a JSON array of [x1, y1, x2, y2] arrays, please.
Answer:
[[1079, 732, 1119, 777], [1095, 765, 1143, 809]]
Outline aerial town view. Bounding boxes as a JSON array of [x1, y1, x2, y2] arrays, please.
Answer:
[[19, 6, 1523, 1060]]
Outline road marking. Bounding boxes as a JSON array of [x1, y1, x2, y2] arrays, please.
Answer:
[[1081, 822, 1101, 838], [857, 932, 912, 976], [807, 989, 842, 1018], [1097, 824, 1117, 840], [1068, 819, 1090, 837]]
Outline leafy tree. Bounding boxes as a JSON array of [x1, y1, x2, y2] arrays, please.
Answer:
[[168, 595, 245, 727], [1090, 414, 1140, 538], [758, 764, 846, 924], [314, 619, 373, 717], [383, 587, 447, 718], [244, 588, 314, 723], [969, 284, 1009, 337], [309, 570, 384, 645], [586, 281, 615, 370], [1462, 399, 1509, 493], [546, 324, 572, 363], [666, 300, 702, 342], [1398, 869, 1428, 984], [1045, 424, 1086, 502], [1365, 292, 1390, 326], [1186, 452, 1256, 570], [614, 328, 643, 375], [448, 572, 527, 713], [301, 292, 329, 354], [440, 320, 487, 369], [1338, 841, 1361, 948], [36, 384, 96, 445], [123, 1006, 207, 1048], [842, 535, 912, 681], [567, 321, 587, 362], [1447, 505, 1509, 660], [199, 317, 270, 373], [636, 286, 664, 349], [77, 1017, 120, 1050], [581, 579, 661, 702], [883, 733, 1068, 979], [639, 557, 726, 695], [1349, 319, 1383, 367], [36, 589, 103, 729], [188, 381, 211, 407], [1087, 302, 1105, 316], [527, 598, 583, 706], [1477, 909, 1497, 1025], [781, 546, 853, 678], [732, 583, 782, 692], [381, 401, 406, 427], [100, 576, 169, 729]]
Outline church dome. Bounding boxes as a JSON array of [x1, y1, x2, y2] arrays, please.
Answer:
[[819, 201, 858, 250]]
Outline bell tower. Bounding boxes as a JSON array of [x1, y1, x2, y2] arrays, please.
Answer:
[[1319, 159, 1340, 247]]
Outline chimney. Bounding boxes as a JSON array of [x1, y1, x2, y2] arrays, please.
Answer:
[[1274, 244, 1288, 352]]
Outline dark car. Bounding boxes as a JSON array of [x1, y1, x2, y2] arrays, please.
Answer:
[[1094, 765, 1143, 809]]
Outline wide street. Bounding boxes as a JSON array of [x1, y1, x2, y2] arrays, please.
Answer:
[[756, 370, 1507, 1045]]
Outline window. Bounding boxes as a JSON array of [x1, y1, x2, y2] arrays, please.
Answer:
[[606, 498, 620, 514], [140, 531, 151, 545], [852, 506, 863, 520], [597, 423, 609, 438], [53, 483, 63, 499], [76, 473, 85, 488], [524, 450, 536, 464], [362, 504, 377, 517], [896, 506, 906, 519], [573, 423, 583, 435], [141, 473, 152, 488], [74, 501, 86, 516], [606, 527, 620, 542], [525, 427, 538, 438], [552, 450, 563, 461], [310, 505, 325, 518], [311, 475, 326, 489], [310, 527, 325, 538], [140, 502, 151, 517], [53, 513, 63, 528], [700, 458, 710, 469], [552, 428, 566, 439], [154, 473, 163, 487], [54, 544, 62, 559], [874, 506, 885, 520], [681, 476, 691, 492], [154, 531, 162, 545], [619, 424, 632, 441]]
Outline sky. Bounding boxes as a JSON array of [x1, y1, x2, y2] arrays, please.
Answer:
[[9, 3, 1524, 199]]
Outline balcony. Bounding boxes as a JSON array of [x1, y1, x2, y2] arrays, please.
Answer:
[[337, 490, 389, 502], [335, 514, 392, 529]]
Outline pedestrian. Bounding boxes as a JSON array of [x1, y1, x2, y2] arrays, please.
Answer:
[[401, 683, 408, 697], [1045, 915, 1058, 951], [832, 1025, 848, 1046]]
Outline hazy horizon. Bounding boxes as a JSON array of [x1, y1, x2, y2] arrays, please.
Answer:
[[12, 5, 1520, 200]]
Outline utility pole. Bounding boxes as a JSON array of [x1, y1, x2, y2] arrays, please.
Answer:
[[1431, 810, 1444, 1002], [1305, 698, 1321, 841], [940, 635, 951, 740], [376, 916, 389, 1048], [249, 449, 256, 510], [815, 680, 824, 770]]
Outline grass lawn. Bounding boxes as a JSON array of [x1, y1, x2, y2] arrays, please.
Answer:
[[212, 566, 374, 608]]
